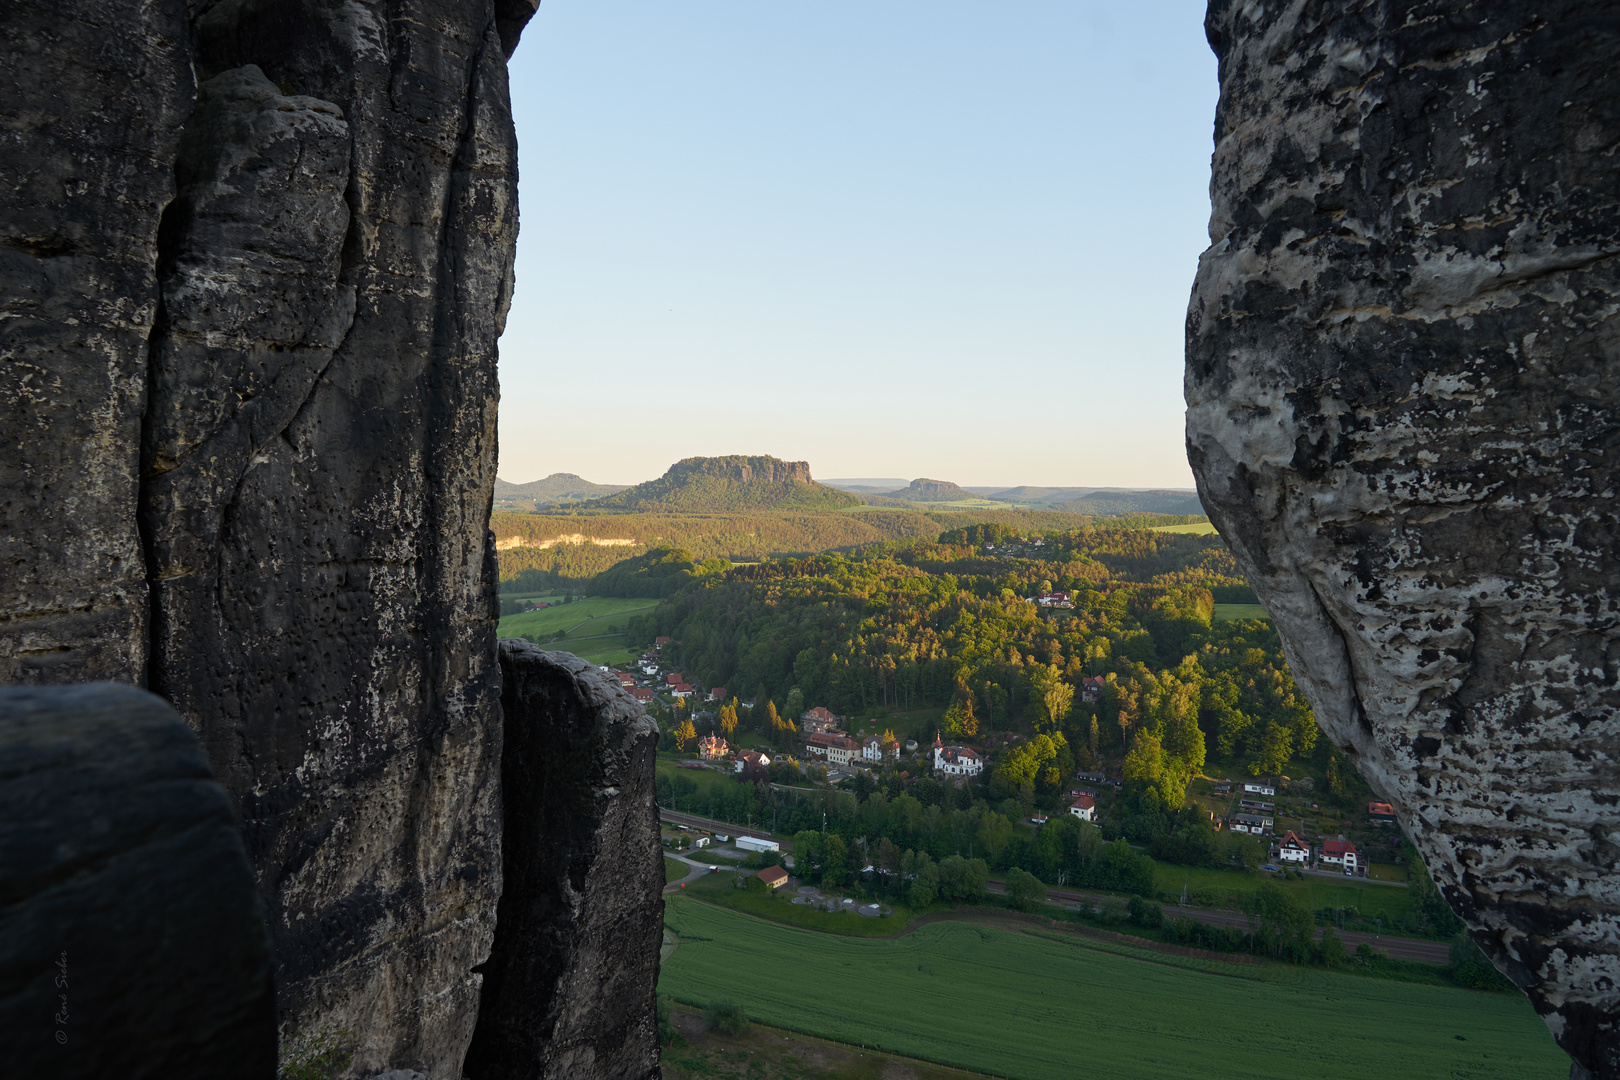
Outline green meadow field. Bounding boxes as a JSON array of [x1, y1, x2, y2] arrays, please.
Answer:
[[660, 898, 1563, 1080], [495, 596, 658, 665], [1213, 602, 1271, 622]]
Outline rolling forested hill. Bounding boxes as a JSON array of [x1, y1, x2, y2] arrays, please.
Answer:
[[493, 473, 628, 511], [493, 506, 1205, 593]]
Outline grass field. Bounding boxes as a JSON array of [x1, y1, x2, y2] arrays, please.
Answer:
[[682, 867, 916, 936], [1156, 864, 1414, 922], [1213, 602, 1271, 622], [496, 596, 658, 665], [1151, 521, 1219, 534], [661, 899, 1564, 1080], [667, 857, 687, 883]]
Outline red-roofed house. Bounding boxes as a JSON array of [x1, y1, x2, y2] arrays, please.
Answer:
[[1319, 836, 1360, 873], [1069, 793, 1096, 822], [1368, 802, 1397, 825], [615, 672, 636, 688], [1079, 676, 1106, 703], [655, 636, 671, 648], [708, 686, 727, 703], [932, 734, 983, 777], [800, 706, 840, 734], [735, 750, 771, 773], [631, 688, 654, 705], [1276, 830, 1310, 864], [756, 865, 790, 890], [806, 732, 856, 766]]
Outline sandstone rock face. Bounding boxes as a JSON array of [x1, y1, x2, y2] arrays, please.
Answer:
[[1187, 4, 1620, 1075], [0, 683, 276, 1079], [464, 643, 664, 1080], [2, 0, 539, 1073]]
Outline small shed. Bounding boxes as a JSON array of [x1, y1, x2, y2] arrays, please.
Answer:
[[756, 865, 790, 890]]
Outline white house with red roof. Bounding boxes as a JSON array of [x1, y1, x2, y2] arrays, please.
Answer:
[[1319, 836, 1360, 873], [806, 732, 856, 766], [1069, 792, 1096, 822], [631, 688, 654, 705], [734, 750, 771, 773], [707, 686, 727, 703], [1275, 830, 1310, 864], [932, 734, 983, 777]]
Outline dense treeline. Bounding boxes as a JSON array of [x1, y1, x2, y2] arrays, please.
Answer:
[[637, 526, 1317, 792], [591, 548, 731, 598], [493, 509, 1205, 592]]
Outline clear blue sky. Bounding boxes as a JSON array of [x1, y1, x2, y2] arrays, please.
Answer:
[[498, 1, 1217, 488]]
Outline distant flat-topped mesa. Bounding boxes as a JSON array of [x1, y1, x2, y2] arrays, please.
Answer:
[[882, 478, 976, 502], [1187, 4, 1620, 1077], [581, 454, 861, 513]]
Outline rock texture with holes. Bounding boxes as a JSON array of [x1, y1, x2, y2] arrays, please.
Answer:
[[1187, 4, 1620, 1076], [464, 644, 663, 1080], [2, 0, 545, 1073]]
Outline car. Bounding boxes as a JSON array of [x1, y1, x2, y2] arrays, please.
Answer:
[[1263, 864, 1279, 872]]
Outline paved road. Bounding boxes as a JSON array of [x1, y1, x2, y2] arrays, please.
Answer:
[[658, 808, 1449, 964]]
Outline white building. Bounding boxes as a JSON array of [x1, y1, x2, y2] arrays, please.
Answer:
[[932, 735, 983, 777], [1276, 830, 1310, 863], [1243, 782, 1277, 797], [736, 835, 779, 854], [1320, 837, 1360, 873], [861, 735, 897, 763], [1069, 793, 1096, 822]]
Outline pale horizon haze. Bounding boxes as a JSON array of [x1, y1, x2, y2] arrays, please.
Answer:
[[497, 2, 1217, 489]]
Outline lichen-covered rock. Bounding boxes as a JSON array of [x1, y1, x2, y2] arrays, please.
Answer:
[[464, 643, 663, 1080], [0, 683, 276, 1079], [1186, 3, 1620, 1075]]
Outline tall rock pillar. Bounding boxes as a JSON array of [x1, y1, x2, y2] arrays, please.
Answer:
[[1187, 3, 1620, 1075]]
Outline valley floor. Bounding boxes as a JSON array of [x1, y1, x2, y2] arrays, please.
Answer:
[[661, 897, 1565, 1080]]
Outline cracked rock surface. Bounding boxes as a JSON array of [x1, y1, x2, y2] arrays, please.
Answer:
[[1187, 3, 1620, 1075], [464, 643, 663, 1080], [2, 0, 540, 1073]]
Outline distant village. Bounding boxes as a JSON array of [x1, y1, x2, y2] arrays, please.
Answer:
[[607, 634, 1384, 878]]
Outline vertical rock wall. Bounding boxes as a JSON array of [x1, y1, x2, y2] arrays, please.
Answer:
[[1186, 2, 1620, 1075], [465, 644, 663, 1080], [1, 0, 540, 1074]]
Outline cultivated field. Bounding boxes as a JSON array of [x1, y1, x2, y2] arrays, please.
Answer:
[[1151, 521, 1219, 534], [661, 898, 1564, 1080]]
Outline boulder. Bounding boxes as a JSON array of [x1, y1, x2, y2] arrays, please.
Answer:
[[1187, 3, 1620, 1075], [0, 683, 275, 1079], [463, 644, 663, 1080]]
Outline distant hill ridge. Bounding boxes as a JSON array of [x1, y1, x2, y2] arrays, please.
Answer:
[[493, 473, 629, 509], [579, 455, 862, 513]]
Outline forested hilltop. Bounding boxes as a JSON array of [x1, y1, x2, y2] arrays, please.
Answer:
[[494, 508, 1203, 594], [632, 523, 1326, 793]]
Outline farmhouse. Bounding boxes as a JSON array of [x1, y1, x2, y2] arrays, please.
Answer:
[[756, 865, 790, 890], [1320, 836, 1361, 873], [1275, 830, 1310, 863], [1069, 793, 1096, 822], [932, 735, 983, 777], [698, 734, 728, 761]]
